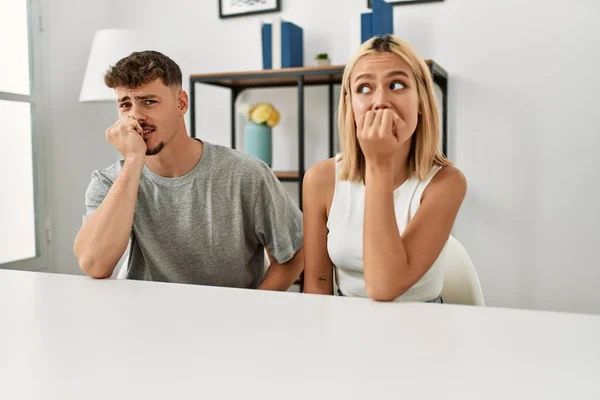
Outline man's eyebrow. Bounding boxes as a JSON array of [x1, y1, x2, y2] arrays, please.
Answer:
[[117, 94, 159, 102], [134, 94, 159, 100]]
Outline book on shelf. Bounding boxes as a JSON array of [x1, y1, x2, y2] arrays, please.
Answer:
[[361, 0, 394, 44], [261, 19, 304, 69]]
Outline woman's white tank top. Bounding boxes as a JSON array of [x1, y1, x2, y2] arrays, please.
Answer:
[[326, 155, 448, 302]]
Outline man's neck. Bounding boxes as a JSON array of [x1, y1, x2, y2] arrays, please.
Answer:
[[145, 131, 204, 178]]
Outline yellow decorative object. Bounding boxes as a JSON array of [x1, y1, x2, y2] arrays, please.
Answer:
[[248, 103, 280, 128], [266, 111, 280, 128]]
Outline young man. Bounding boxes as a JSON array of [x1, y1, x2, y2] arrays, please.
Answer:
[[74, 51, 304, 290]]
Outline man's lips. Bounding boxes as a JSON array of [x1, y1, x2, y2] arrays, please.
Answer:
[[141, 127, 155, 140]]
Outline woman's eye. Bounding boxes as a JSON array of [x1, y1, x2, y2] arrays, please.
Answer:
[[357, 85, 371, 94], [391, 81, 405, 90]]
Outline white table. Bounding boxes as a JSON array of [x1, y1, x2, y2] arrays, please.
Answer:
[[1, 269, 599, 399]]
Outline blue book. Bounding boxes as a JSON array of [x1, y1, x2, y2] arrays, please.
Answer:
[[361, 12, 373, 44], [281, 21, 303, 68], [361, 0, 394, 43], [261, 23, 272, 69], [372, 0, 393, 36]]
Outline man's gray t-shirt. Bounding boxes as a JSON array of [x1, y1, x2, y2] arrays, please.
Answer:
[[84, 141, 303, 288]]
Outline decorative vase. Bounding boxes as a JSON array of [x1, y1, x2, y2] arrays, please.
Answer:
[[244, 121, 272, 167]]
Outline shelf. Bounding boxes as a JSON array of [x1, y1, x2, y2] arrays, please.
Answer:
[[274, 171, 300, 182], [189, 60, 444, 90], [191, 65, 345, 89]]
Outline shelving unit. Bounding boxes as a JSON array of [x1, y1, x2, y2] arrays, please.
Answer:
[[189, 61, 448, 209]]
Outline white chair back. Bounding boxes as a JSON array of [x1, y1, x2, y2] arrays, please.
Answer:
[[441, 236, 485, 306], [114, 241, 130, 279]]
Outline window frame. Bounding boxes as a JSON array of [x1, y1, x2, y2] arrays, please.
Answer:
[[0, 0, 50, 271]]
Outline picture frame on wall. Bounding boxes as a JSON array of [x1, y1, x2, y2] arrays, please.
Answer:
[[367, 0, 444, 7], [219, 0, 281, 19]]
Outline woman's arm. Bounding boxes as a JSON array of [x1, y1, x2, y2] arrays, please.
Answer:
[[258, 248, 304, 291], [363, 164, 466, 301], [302, 159, 336, 295]]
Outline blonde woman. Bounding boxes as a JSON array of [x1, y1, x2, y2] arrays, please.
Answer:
[[302, 35, 466, 302]]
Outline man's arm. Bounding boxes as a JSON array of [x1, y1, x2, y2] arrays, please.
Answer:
[[258, 248, 304, 291], [74, 157, 144, 278], [252, 162, 305, 291], [74, 116, 147, 279]]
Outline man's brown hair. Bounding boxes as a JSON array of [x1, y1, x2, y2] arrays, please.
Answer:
[[104, 50, 182, 89]]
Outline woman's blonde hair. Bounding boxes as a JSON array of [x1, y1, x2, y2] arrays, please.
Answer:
[[338, 34, 451, 182]]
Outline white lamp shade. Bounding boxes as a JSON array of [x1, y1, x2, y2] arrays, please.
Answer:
[[79, 29, 139, 102]]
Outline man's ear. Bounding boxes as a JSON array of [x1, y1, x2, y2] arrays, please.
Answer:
[[177, 90, 189, 114]]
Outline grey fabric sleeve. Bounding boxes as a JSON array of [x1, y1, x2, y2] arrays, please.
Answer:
[[82, 169, 131, 279], [252, 167, 303, 264], [83, 170, 111, 220]]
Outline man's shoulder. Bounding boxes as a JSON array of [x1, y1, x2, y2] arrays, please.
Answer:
[[85, 159, 124, 200], [208, 143, 272, 180], [90, 159, 125, 186]]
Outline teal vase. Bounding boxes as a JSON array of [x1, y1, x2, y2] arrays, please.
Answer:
[[244, 121, 272, 167]]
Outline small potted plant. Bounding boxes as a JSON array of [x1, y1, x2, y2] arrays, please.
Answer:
[[242, 103, 280, 167], [315, 53, 331, 67]]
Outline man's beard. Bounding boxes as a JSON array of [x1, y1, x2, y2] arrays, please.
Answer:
[[146, 141, 165, 156], [140, 122, 164, 156]]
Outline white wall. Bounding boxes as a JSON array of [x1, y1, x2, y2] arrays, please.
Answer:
[[42, 0, 600, 314], [40, 0, 121, 275]]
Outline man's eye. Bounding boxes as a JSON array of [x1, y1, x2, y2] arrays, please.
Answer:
[[119, 103, 131, 108], [145, 100, 156, 105]]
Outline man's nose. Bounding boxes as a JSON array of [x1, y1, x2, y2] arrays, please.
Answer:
[[129, 104, 146, 121]]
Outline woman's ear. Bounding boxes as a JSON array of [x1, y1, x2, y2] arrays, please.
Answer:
[[345, 92, 352, 105]]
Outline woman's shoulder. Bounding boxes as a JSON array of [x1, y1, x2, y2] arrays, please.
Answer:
[[425, 164, 467, 199], [303, 157, 338, 215], [303, 157, 337, 191], [434, 164, 466, 184]]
